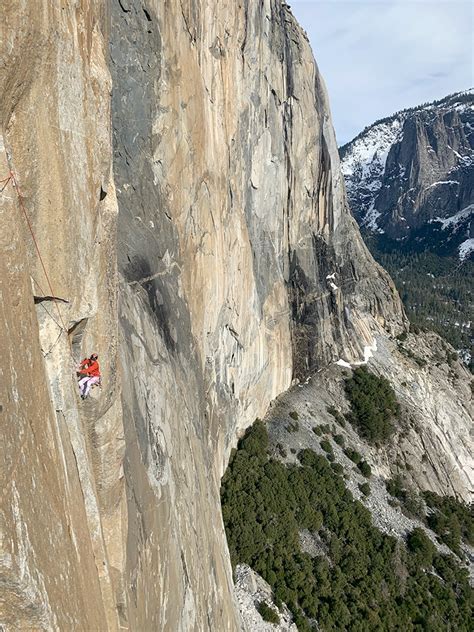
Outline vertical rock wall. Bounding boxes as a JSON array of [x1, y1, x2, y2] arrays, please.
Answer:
[[112, 1, 403, 629], [1, 2, 123, 629], [1, 1, 404, 630]]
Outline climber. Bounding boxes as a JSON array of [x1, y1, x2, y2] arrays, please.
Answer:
[[78, 353, 101, 399]]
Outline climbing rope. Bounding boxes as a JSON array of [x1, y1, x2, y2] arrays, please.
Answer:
[[1, 170, 82, 368], [0, 171, 79, 498], [6, 171, 71, 336], [0, 174, 12, 193]]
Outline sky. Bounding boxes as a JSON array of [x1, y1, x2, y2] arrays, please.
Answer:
[[290, 0, 474, 145]]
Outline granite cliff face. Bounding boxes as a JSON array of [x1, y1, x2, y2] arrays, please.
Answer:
[[0, 2, 468, 631], [340, 90, 474, 259], [1, 3, 121, 629], [111, 2, 403, 627]]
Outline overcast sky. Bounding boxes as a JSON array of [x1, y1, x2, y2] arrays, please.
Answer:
[[290, 0, 473, 145]]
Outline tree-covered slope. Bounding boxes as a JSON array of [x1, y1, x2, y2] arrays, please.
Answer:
[[222, 420, 472, 631]]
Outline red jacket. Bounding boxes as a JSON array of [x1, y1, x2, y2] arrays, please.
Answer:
[[80, 359, 101, 377]]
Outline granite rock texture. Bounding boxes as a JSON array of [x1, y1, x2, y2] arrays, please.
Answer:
[[1, 2, 122, 629], [111, 4, 403, 626], [234, 564, 297, 632], [5, 1, 467, 631]]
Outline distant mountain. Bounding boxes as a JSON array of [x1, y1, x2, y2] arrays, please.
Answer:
[[340, 90, 474, 260], [340, 92, 473, 368]]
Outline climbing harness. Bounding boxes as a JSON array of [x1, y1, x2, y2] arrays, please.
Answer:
[[1, 169, 92, 380], [0, 169, 105, 499]]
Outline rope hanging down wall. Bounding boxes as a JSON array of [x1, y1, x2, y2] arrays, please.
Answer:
[[1, 170, 76, 359]]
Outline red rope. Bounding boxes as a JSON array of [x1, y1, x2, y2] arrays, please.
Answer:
[[8, 171, 70, 338], [1, 170, 101, 406], [0, 175, 11, 192]]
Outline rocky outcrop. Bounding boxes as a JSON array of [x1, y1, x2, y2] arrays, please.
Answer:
[[264, 333, 473, 505], [340, 90, 474, 260], [234, 564, 297, 632], [250, 339, 473, 614]]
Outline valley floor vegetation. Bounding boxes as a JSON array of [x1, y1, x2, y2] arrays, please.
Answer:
[[221, 421, 472, 631], [365, 242, 473, 372]]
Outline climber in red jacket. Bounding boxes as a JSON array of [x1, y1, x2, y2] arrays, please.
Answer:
[[78, 353, 101, 399]]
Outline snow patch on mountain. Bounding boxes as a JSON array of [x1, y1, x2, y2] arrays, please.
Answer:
[[425, 180, 460, 189], [340, 116, 408, 231], [363, 203, 384, 233], [334, 339, 377, 368], [341, 118, 404, 186], [458, 238, 474, 261], [432, 204, 474, 231], [340, 89, 474, 254]]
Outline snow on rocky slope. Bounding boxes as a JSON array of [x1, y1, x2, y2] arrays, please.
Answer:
[[340, 90, 474, 259]]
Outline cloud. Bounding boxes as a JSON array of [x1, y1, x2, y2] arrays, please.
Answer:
[[290, 0, 473, 144]]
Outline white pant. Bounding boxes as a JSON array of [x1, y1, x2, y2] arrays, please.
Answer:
[[79, 376, 100, 397]]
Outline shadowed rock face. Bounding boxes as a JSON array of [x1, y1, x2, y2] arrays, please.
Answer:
[[0, 1, 415, 630], [340, 91, 474, 259]]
